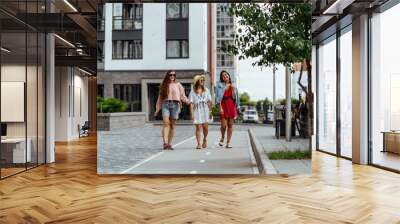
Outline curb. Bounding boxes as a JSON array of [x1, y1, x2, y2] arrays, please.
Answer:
[[248, 128, 278, 175]]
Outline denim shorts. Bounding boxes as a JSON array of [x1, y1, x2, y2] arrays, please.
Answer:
[[162, 100, 181, 119]]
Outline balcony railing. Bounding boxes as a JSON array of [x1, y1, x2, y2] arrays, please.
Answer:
[[113, 19, 142, 31]]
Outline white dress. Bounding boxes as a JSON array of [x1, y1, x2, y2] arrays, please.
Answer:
[[189, 88, 212, 124]]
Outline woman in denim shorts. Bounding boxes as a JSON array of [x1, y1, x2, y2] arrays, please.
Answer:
[[154, 70, 189, 150]]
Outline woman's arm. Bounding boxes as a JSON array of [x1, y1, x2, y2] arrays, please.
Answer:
[[189, 102, 194, 120], [155, 95, 162, 115], [179, 83, 190, 104]]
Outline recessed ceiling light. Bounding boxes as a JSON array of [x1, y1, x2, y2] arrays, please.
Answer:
[[63, 0, 78, 12]]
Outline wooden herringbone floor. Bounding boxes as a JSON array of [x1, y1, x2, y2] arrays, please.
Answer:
[[1, 135, 400, 224]]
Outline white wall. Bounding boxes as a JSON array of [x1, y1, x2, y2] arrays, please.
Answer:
[[104, 3, 208, 71], [55, 67, 89, 141]]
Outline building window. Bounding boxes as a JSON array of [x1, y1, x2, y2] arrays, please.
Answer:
[[112, 3, 143, 30], [98, 4, 105, 31], [166, 3, 188, 19], [217, 40, 234, 67], [112, 40, 142, 59], [217, 25, 234, 38], [97, 84, 104, 98], [113, 84, 142, 112], [166, 40, 189, 58], [98, 41, 104, 62]]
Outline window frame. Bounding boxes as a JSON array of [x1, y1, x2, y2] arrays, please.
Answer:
[[112, 3, 143, 31], [113, 84, 142, 112], [166, 39, 189, 59], [112, 40, 143, 60], [166, 3, 189, 20]]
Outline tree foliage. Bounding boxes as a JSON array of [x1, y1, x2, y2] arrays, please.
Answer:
[[239, 92, 250, 105], [224, 3, 312, 68], [224, 3, 314, 137]]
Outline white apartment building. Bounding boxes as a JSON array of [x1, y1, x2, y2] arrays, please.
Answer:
[[211, 3, 238, 88], [97, 3, 209, 121]]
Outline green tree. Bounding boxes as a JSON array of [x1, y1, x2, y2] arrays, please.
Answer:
[[224, 3, 313, 137], [239, 92, 251, 105]]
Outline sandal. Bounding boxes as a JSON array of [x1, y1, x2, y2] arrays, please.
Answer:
[[218, 139, 224, 146], [202, 140, 207, 148], [225, 143, 233, 149], [196, 145, 202, 150], [168, 144, 174, 150], [163, 144, 169, 150]]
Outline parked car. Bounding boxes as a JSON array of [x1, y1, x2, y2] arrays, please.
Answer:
[[263, 111, 274, 124], [243, 110, 259, 123]]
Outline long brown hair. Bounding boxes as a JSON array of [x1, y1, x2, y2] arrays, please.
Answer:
[[159, 70, 175, 100], [219, 70, 232, 84]]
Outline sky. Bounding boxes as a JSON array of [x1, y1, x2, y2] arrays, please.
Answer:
[[237, 58, 286, 101], [235, 14, 287, 102]]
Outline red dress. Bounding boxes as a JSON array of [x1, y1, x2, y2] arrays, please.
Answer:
[[220, 87, 238, 119]]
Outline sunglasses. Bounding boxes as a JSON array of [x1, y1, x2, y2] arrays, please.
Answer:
[[169, 73, 176, 77]]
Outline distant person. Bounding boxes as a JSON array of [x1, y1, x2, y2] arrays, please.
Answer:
[[154, 70, 190, 150], [215, 70, 240, 148], [189, 74, 212, 149]]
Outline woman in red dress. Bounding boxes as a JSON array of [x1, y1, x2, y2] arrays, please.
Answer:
[[215, 71, 240, 148]]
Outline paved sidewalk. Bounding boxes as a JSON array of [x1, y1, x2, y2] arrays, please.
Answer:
[[252, 126, 309, 153], [121, 130, 258, 175], [251, 126, 311, 175]]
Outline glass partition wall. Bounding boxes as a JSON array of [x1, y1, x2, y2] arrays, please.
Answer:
[[0, 2, 46, 179], [339, 27, 352, 159], [317, 35, 337, 155], [370, 3, 400, 171], [316, 25, 353, 159]]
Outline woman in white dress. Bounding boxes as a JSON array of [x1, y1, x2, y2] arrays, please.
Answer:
[[189, 74, 212, 149]]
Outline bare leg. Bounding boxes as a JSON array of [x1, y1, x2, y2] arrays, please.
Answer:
[[220, 118, 227, 144], [195, 124, 201, 149], [202, 123, 208, 148], [168, 119, 176, 147], [162, 117, 170, 147], [226, 119, 234, 146]]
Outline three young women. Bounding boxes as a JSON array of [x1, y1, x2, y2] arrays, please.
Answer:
[[155, 70, 239, 150]]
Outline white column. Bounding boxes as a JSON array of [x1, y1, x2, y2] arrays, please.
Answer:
[[46, 33, 55, 163], [352, 14, 369, 164]]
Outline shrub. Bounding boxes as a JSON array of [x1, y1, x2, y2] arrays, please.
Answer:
[[97, 96, 104, 111], [267, 150, 311, 160], [98, 97, 128, 113], [211, 106, 220, 117]]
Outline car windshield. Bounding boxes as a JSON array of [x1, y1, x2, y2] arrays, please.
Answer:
[[245, 111, 256, 115]]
